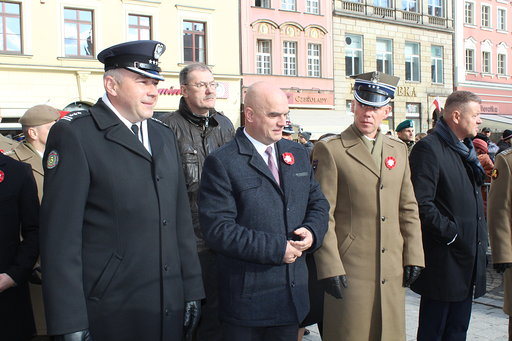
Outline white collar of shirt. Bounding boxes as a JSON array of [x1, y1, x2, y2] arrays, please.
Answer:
[[243, 128, 279, 169], [102, 93, 151, 154]]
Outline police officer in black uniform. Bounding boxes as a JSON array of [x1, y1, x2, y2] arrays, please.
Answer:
[[40, 40, 204, 341]]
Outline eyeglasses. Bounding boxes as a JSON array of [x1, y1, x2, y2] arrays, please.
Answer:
[[185, 82, 219, 90]]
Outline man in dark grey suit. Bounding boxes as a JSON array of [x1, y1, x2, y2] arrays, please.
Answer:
[[198, 82, 329, 341], [40, 40, 204, 341]]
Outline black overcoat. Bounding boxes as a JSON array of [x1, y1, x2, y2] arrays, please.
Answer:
[[0, 154, 39, 341], [198, 128, 329, 327], [409, 130, 487, 301], [40, 99, 204, 341]]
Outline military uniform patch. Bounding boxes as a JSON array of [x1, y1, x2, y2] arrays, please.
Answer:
[[47, 150, 59, 169], [491, 168, 499, 180]]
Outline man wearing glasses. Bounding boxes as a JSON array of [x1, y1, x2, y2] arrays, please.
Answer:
[[161, 63, 234, 341]]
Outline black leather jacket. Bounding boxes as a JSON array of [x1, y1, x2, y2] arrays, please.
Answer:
[[160, 97, 235, 251]]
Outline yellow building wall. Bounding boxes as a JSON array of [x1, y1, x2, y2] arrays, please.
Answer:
[[0, 0, 241, 126]]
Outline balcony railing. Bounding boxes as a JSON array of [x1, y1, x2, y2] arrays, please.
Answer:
[[339, 0, 453, 29]]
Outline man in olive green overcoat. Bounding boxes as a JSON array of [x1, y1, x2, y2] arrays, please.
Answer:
[[312, 71, 424, 341]]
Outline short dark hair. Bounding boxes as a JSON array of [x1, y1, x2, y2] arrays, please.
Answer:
[[444, 91, 481, 116], [179, 63, 212, 85]]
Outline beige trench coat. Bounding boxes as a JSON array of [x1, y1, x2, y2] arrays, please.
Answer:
[[312, 125, 424, 341], [488, 149, 512, 315]]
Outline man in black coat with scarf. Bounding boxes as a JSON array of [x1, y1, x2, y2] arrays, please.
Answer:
[[409, 91, 487, 341], [0, 154, 39, 341]]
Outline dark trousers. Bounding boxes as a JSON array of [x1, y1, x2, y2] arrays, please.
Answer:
[[223, 323, 298, 341], [194, 249, 222, 341], [417, 288, 474, 341]]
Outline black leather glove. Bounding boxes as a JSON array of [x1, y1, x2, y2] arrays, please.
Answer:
[[322, 275, 348, 299], [494, 263, 512, 274], [53, 329, 93, 341], [403, 265, 423, 287], [183, 300, 201, 341]]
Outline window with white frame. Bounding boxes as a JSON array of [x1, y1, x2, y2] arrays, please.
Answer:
[[482, 51, 491, 73], [402, 0, 417, 12], [281, 0, 296, 11], [374, 0, 392, 7], [405, 42, 420, 81], [307, 43, 321, 77], [498, 53, 506, 75], [128, 14, 151, 41], [465, 49, 475, 71], [64, 7, 94, 57], [482, 5, 491, 28], [255, 0, 271, 8], [431, 45, 443, 84], [428, 0, 443, 17], [0, 1, 21, 53], [464, 2, 474, 25], [345, 34, 363, 76], [256, 40, 271, 75], [376, 38, 393, 74], [498, 8, 506, 31], [283, 41, 297, 76], [306, 0, 319, 14]]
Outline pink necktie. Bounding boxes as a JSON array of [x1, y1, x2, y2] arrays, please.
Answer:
[[265, 146, 280, 185]]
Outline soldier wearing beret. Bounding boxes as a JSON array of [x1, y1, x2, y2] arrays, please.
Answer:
[[488, 148, 512, 340], [7, 105, 60, 201], [396, 119, 415, 153], [40, 40, 204, 341], [312, 71, 424, 341]]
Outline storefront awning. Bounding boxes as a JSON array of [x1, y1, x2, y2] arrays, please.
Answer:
[[480, 114, 512, 133], [290, 109, 352, 140]]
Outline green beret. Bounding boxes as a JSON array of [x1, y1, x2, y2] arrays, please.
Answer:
[[19, 105, 60, 127], [396, 119, 414, 132]]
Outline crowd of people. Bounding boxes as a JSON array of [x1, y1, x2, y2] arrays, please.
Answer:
[[1, 39, 512, 341]]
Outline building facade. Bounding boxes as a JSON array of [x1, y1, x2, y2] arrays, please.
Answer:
[[456, 0, 512, 132], [333, 0, 454, 133], [240, 0, 335, 138], [0, 0, 242, 131]]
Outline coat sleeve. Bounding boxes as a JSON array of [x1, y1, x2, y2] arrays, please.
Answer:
[[398, 144, 424, 267], [409, 140, 458, 244], [198, 154, 288, 265], [6, 163, 39, 284], [40, 121, 91, 335], [310, 141, 346, 280], [488, 153, 512, 263]]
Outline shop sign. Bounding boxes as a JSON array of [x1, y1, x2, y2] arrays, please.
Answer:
[[286, 92, 334, 106], [481, 104, 499, 113]]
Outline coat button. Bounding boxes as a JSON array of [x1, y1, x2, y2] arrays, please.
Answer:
[[156, 176, 160, 182], [164, 264, 168, 271], [380, 184, 384, 190], [381, 248, 386, 253], [381, 216, 386, 222], [165, 309, 169, 316], [291, 281, 296, 288], [162, 219, 167, 225], [381, 279, 386, 284]]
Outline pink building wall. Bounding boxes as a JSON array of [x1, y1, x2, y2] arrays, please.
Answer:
[[240, 1, 333, 97]]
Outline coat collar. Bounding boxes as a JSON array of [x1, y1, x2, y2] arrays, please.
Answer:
[[341, 125, 396, 178], [235, 127, 298, 194], [13, 142, 44, 175], [90, 98, 152, 162]]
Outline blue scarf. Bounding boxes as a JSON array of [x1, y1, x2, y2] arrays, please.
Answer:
[[435, 117, 485, 186]]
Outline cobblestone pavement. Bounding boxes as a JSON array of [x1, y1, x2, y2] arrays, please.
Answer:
[[304, 264, 509, 341]]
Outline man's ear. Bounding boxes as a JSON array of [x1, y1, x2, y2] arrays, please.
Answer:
[[180, 84, 188, 98], [383, 104, 392, 119], [451, 110, 461, 124], [26, 127, 38, 140], [104, 76, 117, 97], [244, 106, 254, 123]]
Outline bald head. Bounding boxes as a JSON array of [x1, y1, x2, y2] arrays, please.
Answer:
[[244, 82, 289, 145]]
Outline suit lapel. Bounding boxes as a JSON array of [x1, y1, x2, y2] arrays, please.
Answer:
[[236, 129, 283, 193], [91, 99, 152, 162], [275, 140, 293, 198], [148, 119, 164, 159], [343, 126, 380, 177]]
